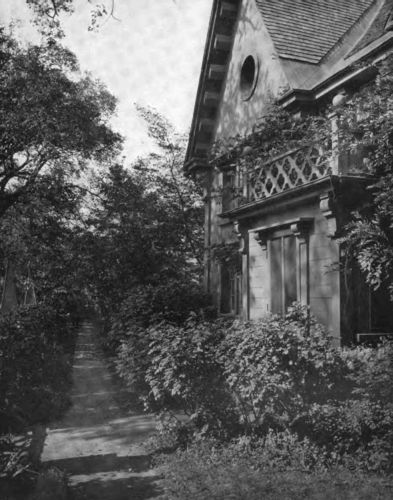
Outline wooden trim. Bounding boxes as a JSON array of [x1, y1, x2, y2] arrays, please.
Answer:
[[221, 176, 334, 220], [251, 217, 314, 238]]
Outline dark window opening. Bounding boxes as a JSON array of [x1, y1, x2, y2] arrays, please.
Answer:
[[221, 265, 242, 315], [271, 235, 297, 315], [240, 55, 258, 99]]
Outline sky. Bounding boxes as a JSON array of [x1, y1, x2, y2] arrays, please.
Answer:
[[0, 0, 211, 162]]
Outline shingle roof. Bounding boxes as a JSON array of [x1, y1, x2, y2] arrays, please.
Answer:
[[256, 0, 375, 63]]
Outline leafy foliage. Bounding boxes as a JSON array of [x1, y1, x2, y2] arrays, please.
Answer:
[[218, 305, 349, 434], [0, 303, 76, 433], [159, 435, 393, 500], [211, 100, 330, 173], [107, 279, 212, 352], [26, 0, 74, 35], [114, 299, 393, 479], [211, 242, 241, 271], [82, 107, 204, 320], [144, 316, 238, 437], [0, 169, 90, 313], [0, 434, 31, 482], [150, 327, 393, 497], [0, 32, 121, 217], [112, 280, 213, 404], [325, 57, 393, 298], [116, 305, 350, 440]]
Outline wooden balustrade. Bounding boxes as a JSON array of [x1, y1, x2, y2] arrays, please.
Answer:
[[246, 144, 332, 202], [220, 142, 372, 212]]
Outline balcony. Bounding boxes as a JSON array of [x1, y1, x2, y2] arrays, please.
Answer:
[[247, 144, 331, 202], [221, 141, 372, 213]]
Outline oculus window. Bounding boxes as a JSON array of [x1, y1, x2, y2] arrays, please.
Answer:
[[240, 55, 259, 101]]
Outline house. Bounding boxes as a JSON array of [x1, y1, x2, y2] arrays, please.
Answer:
[[185, 0, 393, 344]]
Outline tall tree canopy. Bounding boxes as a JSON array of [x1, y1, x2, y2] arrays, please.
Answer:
[[81, 108, 204, 316], [0, 31, 122, 217], [0, 104, 203, 316], [0, 167, 86, 306]]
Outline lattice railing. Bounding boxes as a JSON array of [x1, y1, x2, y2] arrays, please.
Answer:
[[246, 144, 332, 202]]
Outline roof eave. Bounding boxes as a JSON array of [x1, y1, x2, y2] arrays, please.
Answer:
[[278, 32, 393, 109], [184, 0, 241, 168]]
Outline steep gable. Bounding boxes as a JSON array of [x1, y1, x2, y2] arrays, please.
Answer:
[[185, 0, 393, 170], [214, 0, 289, 143]]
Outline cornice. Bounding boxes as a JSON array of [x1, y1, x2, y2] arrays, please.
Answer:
[[184, 0, 241, 172]]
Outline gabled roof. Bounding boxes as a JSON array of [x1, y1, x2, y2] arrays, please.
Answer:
[[185, 0, 393, 171], [256, 0, 374, 64]]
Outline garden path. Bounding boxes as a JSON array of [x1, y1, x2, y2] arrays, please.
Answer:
[[40, 319, 162, 500]]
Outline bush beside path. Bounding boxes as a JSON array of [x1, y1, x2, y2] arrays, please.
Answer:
[[40, 319, 162, 500]]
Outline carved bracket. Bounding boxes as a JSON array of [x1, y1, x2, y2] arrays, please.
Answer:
[[254, 231, 268, 251], [233, 222, 248, 255], [253, 217, 313, 248], [290, 219, 313, 243], [320, 192, 337, 237]]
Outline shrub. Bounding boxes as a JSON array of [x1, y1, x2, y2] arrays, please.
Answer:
[[0, 304, 74, 433], [144, 316, 239, 437], [104, 279, 212, 353], [292, 342, 393, 471], [115, 324, 151, 394], [159, 435, 393, 500], [116, 297, 393, 467], [296, 401, 393, 454], [123, 305, 350, 440], [218, 305, 350, 433], [349, 341, 393, 403]]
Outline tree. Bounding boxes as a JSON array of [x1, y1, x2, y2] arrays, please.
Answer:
[[79, 108, 204, 317], [134, 105, 204, 267], [0, 166, 88, 308], [0, 31, 122, 218]]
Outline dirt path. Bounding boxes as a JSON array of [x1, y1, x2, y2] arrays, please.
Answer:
[[41, 320, 162, 500]]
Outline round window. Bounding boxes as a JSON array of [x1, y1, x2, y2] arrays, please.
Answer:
[[240, 55, 258, 100]]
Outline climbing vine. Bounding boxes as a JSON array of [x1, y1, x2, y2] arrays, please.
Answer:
[[211, 241, 241, 271], [210, 102, 331, 172], [209, 54, 393, 299]]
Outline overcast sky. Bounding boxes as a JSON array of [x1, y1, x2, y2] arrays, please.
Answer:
[[0, 0, 211, 161]]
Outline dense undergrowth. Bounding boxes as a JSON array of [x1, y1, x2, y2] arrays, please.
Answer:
[[99, 286, 393, 499], [159, 436, 393, 500], [0, 296, 81, 492]]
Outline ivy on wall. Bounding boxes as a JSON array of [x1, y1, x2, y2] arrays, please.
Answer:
[[207, 54, 393, 301]]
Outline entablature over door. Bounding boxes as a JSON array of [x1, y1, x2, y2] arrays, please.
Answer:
[[252, 217, 314, 249]]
